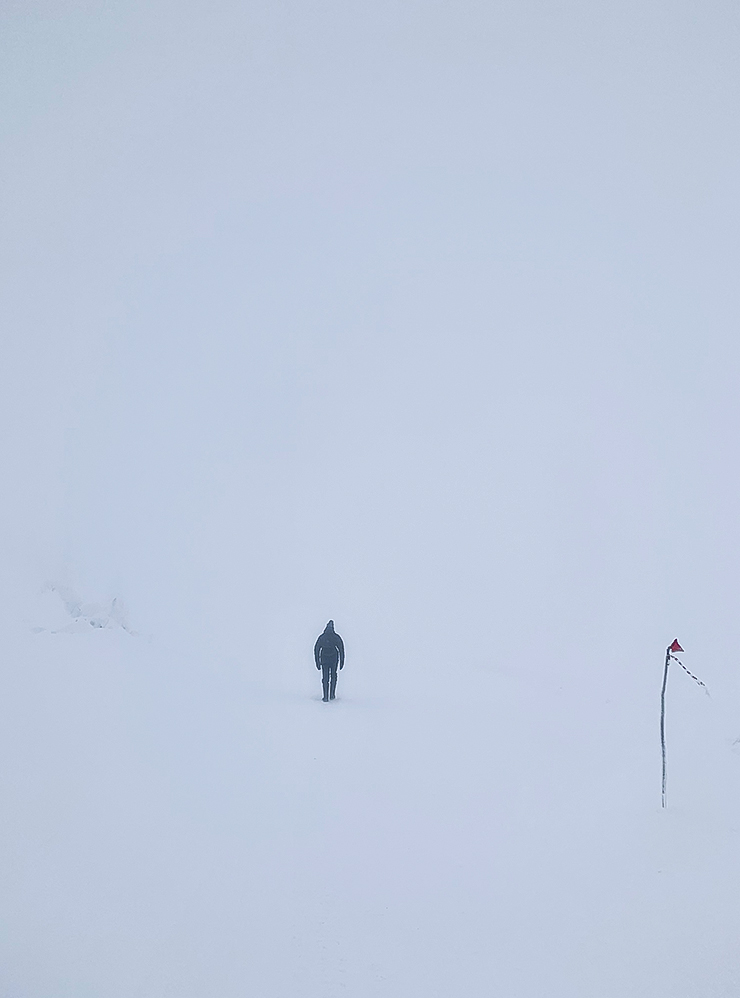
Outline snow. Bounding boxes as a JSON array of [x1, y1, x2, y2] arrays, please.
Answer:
[[2, 607, 740, 996], [3, 0, 740, 993], [30, 585, 136, 635]]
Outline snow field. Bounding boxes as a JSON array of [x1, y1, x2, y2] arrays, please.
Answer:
[[2, 620, 739, 997]]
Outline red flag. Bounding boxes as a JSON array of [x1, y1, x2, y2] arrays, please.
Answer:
[[669, 639, 684, 653]]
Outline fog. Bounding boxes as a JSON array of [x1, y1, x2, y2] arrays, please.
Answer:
[[2, 1, 740, 994]]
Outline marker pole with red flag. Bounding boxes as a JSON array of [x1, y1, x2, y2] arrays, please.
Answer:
[[661, 639, 685, 808], [661, 639, 699, 808]]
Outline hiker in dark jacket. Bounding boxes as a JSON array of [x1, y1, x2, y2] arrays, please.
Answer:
[[314, 620, 345, 701]]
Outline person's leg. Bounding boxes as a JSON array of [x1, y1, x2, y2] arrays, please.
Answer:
[[321, 664, 330, 701], [329, 663, 338, 699]]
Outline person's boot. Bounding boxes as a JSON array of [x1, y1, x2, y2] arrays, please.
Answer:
[[322, 674, 329, 702], [329, 673, 337, 700]]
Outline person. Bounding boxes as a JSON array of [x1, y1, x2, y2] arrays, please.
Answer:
[[314, 620, 345, 701]]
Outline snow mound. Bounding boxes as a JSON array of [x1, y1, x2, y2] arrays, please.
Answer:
[[32, 584, 137, 635]]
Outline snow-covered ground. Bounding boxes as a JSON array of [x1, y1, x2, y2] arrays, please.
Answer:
[[2, 600, 739, 997]]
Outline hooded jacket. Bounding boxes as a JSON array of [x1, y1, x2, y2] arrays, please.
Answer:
[[314, 621, 345, 669]]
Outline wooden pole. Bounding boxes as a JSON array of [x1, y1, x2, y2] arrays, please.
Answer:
[[660, 646, 670, 808]]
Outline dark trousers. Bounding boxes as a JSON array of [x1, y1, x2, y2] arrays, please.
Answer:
[[321, 662, 338, 700]]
